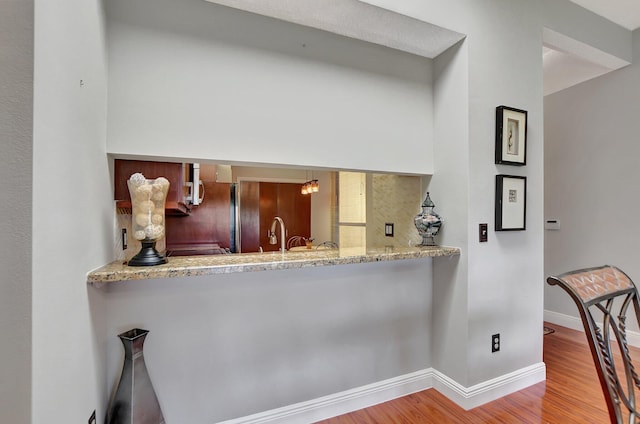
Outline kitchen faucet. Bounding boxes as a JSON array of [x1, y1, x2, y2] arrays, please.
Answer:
[[269, 216, 286, 252]]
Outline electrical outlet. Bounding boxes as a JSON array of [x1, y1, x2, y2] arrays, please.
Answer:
[[385, 223, 394, 237], [88, 410, 96, 424], [492, 333, 500, 353]]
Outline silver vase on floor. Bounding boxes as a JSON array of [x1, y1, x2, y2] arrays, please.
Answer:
[[107, 328, 166, 424]]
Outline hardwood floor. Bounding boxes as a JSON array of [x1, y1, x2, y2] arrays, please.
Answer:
[[317, 323, 635, 423]]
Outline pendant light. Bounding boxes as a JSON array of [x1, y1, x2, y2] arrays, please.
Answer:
[[301, 171, 320, 195]]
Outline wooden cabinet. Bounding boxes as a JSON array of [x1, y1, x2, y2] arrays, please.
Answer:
[[114, 159, 189, 215], [240, 182, 311, 252], [239, 181, 260, 253], [277, 183, 312, 241], [166, 181, 231, 255]]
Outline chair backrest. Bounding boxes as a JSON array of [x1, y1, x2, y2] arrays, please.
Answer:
[[547, 265, 640, 424]]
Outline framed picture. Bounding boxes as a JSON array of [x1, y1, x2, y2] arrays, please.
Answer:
[[495, 175, 526, 231], [495, 106, 527, 166]]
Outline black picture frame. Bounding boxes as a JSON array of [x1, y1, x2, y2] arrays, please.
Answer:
[[495, 106, 527, 166], [495, 175, 526, 231]]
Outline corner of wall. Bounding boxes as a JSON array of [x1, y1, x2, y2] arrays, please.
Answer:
[[0, 0, 34, 421]]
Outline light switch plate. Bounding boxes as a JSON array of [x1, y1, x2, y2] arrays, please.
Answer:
[[479, 223, 488, 242], [122, 228, 128, 250]]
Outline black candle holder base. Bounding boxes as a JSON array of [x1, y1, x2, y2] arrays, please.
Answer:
[[128, 240, 167, 267]]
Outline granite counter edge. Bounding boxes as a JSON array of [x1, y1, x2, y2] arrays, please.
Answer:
[[87, 246, 460, 285]]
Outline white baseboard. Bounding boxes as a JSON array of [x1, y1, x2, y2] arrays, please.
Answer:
[[216, 369, 434, 424], [544, 309, 640, 348], [217, 363, 546, 423], [544, 309, 583, 331], [432, 362, 546, 411]]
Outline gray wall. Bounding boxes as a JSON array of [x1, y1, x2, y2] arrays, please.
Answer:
[[365, 0, 546, 389], [105, 0, 434, 175], [431, 39, 470, 385], [544, 29, 640, 326], [0, 0, 33, 422], [106, 0, 548, 398], [541, 0, 632, 63], [104, 261, 433, 422], [103, 1, 438, 420], [12, 0, 635, 421], [31, 0, 111, 422]]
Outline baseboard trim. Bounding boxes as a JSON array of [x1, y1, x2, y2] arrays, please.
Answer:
[[432, 362, 546, 410], [544, 309, 582, 331], [544, 309, 640, 348], [216, 369, 434, 424], [217, 363, 546, 423]]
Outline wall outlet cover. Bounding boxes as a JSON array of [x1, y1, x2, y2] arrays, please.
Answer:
[[385, 223, 394, 237], [479, 223, 488, 242]]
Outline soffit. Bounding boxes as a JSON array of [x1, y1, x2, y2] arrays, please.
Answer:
[[203, 0, 465, 59], [203, 1, 632, 96], [543, 28, 631, 96], [569, 0, 640, 31]]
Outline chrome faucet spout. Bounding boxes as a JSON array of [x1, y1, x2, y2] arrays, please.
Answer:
[[269, 216, 286, 252]]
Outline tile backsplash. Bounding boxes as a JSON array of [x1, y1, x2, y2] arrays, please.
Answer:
[[369, 174, 423, 248]]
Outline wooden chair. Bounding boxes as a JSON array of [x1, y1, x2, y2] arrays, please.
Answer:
[[547, 265, 640, 424]]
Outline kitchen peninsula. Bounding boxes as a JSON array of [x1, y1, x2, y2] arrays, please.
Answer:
[[87, 245, 460, 285]]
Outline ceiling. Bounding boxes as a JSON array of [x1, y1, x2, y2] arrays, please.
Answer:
[[543, 0, 639, 95], [204, 0, 465, 58], [205, 0, 637, 95], [569, 0, 640, 31], [543, 46, 615, 96]]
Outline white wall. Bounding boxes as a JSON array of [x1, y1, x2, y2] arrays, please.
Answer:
[[32, 0, 111, 422], [0, 0, 33, 422], [105, 0, 434, 175], [103, 260, 433, 422], [544, 29, 640, 326]]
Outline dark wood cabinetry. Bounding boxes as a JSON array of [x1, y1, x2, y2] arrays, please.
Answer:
[[240, 182, 311, 252], [115, 160, 234, 255], [166, 181, 231, 255], [114, 159, 189, 215], [239, 181, 261, 253], [276, 183, 312, 242]]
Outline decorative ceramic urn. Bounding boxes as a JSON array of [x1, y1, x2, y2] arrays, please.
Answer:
[[127, 173, 169, 266], [414, 192, 442, 246]]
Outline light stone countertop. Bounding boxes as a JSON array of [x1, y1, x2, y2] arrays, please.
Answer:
[[87, 245, 460, 285]]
